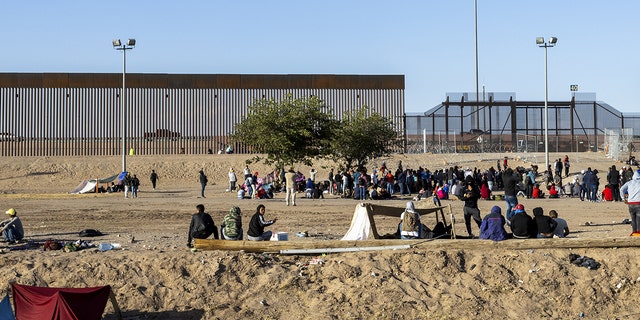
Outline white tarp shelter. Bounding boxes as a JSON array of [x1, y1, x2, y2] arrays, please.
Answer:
[[341, 203, 452, 240]]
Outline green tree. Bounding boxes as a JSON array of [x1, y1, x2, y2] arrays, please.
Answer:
[[230, 94, 336, 167], [329, 107, 399, 169]]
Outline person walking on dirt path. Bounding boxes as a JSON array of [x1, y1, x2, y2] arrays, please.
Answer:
[[621, 169, 640, 233], [150, 170, 158, 190]]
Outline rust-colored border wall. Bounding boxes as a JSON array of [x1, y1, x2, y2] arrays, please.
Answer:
[[0, 73, 404, 90]]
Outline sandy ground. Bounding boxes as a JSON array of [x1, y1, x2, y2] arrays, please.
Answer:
[[1, 152, 639, 319]]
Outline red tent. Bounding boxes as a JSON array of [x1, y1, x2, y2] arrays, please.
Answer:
[[11, 284, 118, 320]]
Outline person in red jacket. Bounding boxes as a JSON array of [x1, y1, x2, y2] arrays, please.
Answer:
[[548, 183, 559, 198], [602, 184, 613, 201], [532, 184, 544, 199]]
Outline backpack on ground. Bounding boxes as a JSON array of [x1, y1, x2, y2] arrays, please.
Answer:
[[402, 211, 419, 232]]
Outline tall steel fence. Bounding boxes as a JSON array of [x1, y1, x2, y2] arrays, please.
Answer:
[[405, 93, 640, 156], [0, 73, 405, 156]]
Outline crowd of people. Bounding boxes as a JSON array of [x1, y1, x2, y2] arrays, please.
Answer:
[[211, 156, 640, 243]]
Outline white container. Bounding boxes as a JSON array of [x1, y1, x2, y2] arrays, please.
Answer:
[[271, 232, 288, 241]]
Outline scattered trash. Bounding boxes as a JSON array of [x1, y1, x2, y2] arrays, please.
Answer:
[[260, 299, 269, 306], [584, 221, 592, 226], [309, 257, 324, 265], [528, 268, 540, 273], [569, 254, 601, 270], [621, 219, 631, 224], [296, 231, 308, 238], [98, 243, 121, 252]]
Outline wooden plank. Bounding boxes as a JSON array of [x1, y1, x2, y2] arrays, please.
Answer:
[[194, 238, 416, 253], [194, 237, 640, 253]]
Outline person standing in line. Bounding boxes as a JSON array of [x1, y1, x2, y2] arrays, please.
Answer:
[[608, 165, 622, 202], [123, 173, 132, 199], [502, 168, 520, 220], [621, 169, 640, 233], [199, 169, 208, 198], [150, 170, 158, 190], [187, 204, 218, 248], [328, 168, 334, 195], [460, 177, 482, 238], [247, 204, 277, 241], [228, 168, 237, 192], [131, 174, 140, 198], [563, 155, 570, 178], [1, 208, 24, 244], [310, 168, 317, 183], [285, 168, 298, 206]]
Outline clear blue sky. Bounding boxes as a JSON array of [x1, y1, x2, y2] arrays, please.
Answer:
[[2, 1, 638, 113]]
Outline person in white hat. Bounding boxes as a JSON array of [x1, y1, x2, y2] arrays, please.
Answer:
[[1, 208, 24, 243]]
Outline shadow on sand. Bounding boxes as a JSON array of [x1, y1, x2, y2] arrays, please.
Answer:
[[104, 309, 205, 320]]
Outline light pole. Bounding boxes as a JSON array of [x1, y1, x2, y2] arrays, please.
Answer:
[[536, 36, 557, 172], [112, 38, 136, 173]]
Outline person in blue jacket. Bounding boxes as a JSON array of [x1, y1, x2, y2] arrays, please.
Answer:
[[480, 206, 508, 241]]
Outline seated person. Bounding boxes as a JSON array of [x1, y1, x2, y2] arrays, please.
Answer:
[[187, 204, 218, 248], [237, 189, 246, 199], [602, 184, 613, 201], [312, 183, 325, 199], [221, 206, 243, 240], [548, 183, 559, 198], [305, 178, 314, 198], [436, 185, 446, 200], [509, 204, 537, 239], [376, 185, 390, 199], [480, 183, 491, 200], [452, 181, 464, 199], [399, 202, 431, 239], [532, 184, 545, 199], [549, 210, 570, 238], [256, 187, 267, 199], [368, 185, 379, 200], [563, 182, 573, 197], [479, 206, 508, 241], [442, 183, 450, 199], [414, 187, 427, 201], [532, 207, 558, 238], [1, 208, 24, 243], [247, 204, 277, 241]]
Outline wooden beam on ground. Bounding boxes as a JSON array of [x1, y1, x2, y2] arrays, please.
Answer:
[[195, 237, 640, 254]]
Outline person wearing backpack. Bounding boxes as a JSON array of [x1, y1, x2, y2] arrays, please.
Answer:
[[399, 201, 422, 239], [221, 206, 243, 240]]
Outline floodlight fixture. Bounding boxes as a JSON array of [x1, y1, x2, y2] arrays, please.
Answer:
[[112, 37, 136, 173], [536, 36, 558, 170]]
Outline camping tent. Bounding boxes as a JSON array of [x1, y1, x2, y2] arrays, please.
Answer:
[[11, 284, 121, 320], [69, 173, 121, 194], [341, 203, 452, 240]]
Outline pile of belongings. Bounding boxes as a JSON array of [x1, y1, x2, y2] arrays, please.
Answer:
[[569, 253, 601, 270]]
